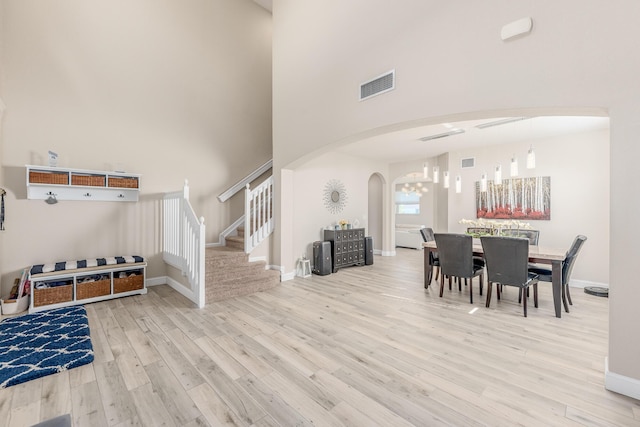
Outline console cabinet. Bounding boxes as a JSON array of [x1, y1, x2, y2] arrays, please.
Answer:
[[323, 228, 365, 272], [26, 165, 140, 202]]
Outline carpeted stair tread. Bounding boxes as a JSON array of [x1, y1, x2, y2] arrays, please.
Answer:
[[224, 238, 245, 251]]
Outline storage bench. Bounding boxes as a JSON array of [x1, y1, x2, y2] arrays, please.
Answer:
[[29, 256, 147, 313]]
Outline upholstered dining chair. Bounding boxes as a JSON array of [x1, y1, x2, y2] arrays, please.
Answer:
[[481, 236, 539, 317], [420, 228, 440, 288], [433, 233, 484, 304], [500, 229, 540, 245], [529, 235, 587, 312]]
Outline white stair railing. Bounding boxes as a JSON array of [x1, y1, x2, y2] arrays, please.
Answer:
[[163, 180, 206, 308], [244, 176, 274, 253]]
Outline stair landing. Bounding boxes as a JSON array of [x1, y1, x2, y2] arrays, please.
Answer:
[[205, 246, 280, 303]]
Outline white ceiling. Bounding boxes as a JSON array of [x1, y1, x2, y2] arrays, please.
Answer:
[[335, 116, 609, 163]]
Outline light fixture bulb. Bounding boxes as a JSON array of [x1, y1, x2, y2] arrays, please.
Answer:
[[433, 166, 439, 183], [455, 175, 462, 194], [527, 146, 536, 169], [443, 171, 450, 189], [480, 172, 487, 192], [510, 156, 518, 177], [494, 165, 502, 185]]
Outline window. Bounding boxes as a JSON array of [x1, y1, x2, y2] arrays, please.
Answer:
[[395, 191, 421, 214]]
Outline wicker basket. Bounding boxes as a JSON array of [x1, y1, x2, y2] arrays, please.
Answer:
[[76, 278, 111, 300], [29, 170, 69, 185], [33, 284, 73, 307], [71, 174, 106, 187], [108, 176, 139, 189], [114, 274, 144, 293]]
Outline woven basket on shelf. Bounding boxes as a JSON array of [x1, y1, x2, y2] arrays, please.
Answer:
[[76, 279, 111, 300], [33, 284, 73, 307], [29, 171, 68, 185], [114, 274, 144, 293], [108, 177, 139, 189], [71, 174, 106, 187]]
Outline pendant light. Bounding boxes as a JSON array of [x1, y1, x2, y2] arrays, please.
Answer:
[[433, 166, 439, 183], [527, 145, 536, 169], [494, 165, 502, 186], [480, 172, 487, 192], [455, 175, 462, 194], [443, 171, 450, 189], [423, 163, 429, 179], [510, 155, 519, 177]]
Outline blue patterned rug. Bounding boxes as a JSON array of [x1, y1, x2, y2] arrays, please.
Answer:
[[0, 305, 94, 388]]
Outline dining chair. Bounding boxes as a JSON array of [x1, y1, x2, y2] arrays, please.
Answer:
[[433, 233, 484, 303], [500, 229, 540, 245], [481, 236, 539, 317], [420, 228, 440, 288], [529, 235, 587, 312]]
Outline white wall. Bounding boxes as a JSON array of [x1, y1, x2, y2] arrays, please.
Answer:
[[0, 0, 272, 289], [291, 152, 387, 263], [272, 0, 640, 397]]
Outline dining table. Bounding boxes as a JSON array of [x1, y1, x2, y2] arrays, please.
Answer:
[[422, 240, 567, 318]]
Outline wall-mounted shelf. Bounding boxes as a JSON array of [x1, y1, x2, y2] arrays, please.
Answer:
[[26, 165, 140, 202]]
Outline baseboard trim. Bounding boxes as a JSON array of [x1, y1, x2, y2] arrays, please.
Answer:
[[605, 357, 640, 400], [570, 279, 609, 289], [147, 275, 196, 302], [373, 249, 382, 255], [249, 255, 267, 264], [381, 250, 396, 256], [281, 270, 295, 282], [145, 277, 166, 287]]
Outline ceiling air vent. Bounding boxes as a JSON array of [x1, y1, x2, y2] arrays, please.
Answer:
[[461, 157, 475, 169], [360, 70, 395, 101]]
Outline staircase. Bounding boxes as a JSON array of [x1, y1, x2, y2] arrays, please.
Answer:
[[163, 172, 275, 308], [224, 226, 245, 251], [205, 246, 280, 302]]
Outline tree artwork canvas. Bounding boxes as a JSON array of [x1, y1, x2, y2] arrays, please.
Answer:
[[476, 176, 550, 220]]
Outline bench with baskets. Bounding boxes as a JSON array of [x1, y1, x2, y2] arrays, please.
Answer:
[[28, 256, 147, 313]]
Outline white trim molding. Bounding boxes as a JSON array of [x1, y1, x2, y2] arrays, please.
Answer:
[[280, 268, 296, 281], [605, 357, 640, 400], [569, 279, 609, 289], [147, 276, 197, 304], [217, 159, 272, 203]]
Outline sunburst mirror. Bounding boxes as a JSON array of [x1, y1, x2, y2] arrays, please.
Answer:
[[323, 179, 348, 214]]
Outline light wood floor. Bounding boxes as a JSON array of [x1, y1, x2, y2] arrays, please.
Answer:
[[1, 248, 638, 426]]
